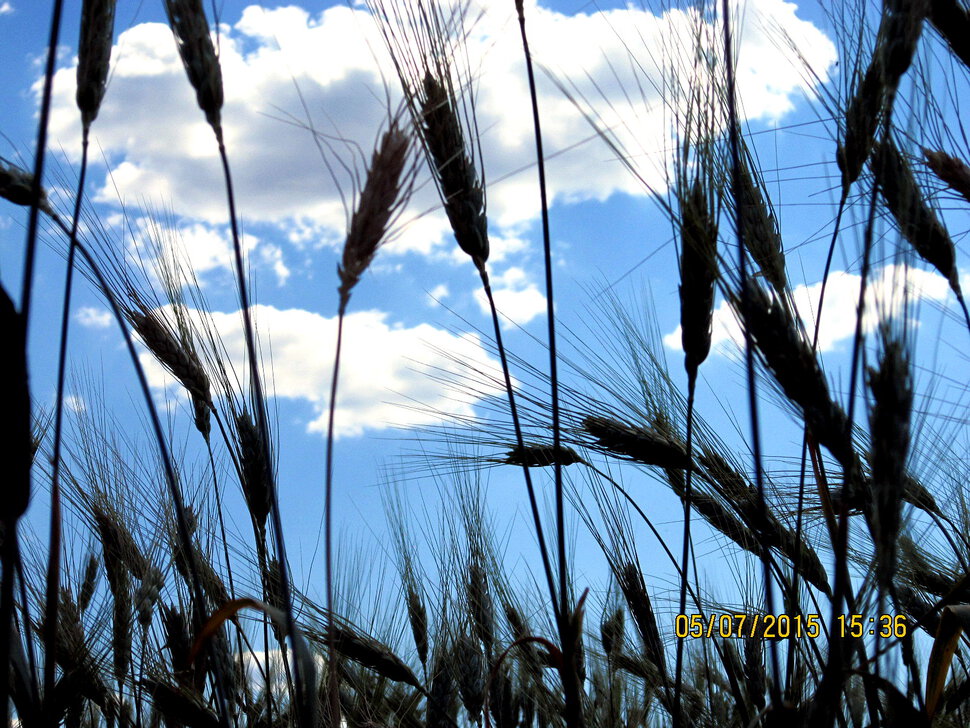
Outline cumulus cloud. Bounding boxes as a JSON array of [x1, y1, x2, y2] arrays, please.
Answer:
[[0, 3, 13, 16], [664, 265, 958, 356], [107, 214, 289, 286], [76, 306, 113, 329], [140, 305, 505, 438], [474, 266, 547, 328], [43, 0, 834, 262]]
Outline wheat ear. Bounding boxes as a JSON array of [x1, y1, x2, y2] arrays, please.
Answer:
[[163, 0, 223, 134], [923, 148, 970, 204], [871, 137, 970, 327]]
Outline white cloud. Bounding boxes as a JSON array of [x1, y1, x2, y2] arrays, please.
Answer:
[[427, 283, 450, 304], [140, 305, 506, 438], [43, 0, 834, 256], [664, 265, 957, 356], [117, 215, 289, 285], [146, 219, 250, 275], [64, 394, 86, 414], [76, 306, 113, 329], [445, 232, 531, 266], [257, 243, 291, 285], [0, 3, 13, 16], [474, 266, 547, 328]]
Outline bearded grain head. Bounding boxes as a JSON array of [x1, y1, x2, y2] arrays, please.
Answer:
[[737, 161, 786, 293], [582, 415, 689, 469], [130, 307, 212, 438], [923, 148, 970, 204], [466, 558, 494, 654], [235, 410, 272, 533], [838, 63, 885, 190], [871, 138, 962, 296], [838, 0, 927, 188], [867, 331, 912, 592], [616, 564, 666, 677], [505, 442, 585, 467], [666, 467, 761, 556], [736, 279, 857, 473], [455, 633, 485, 722], [76, 0, 117, 130], [421, 73, 489, 265], [321, 621, 422, 689], [339, 120, 413, 305], [600, 606, 625, 659], [678, 177, 718, 377], [164, 0, 224, 133], [0, 158, 54, 215], [403, 582, 429, 668]]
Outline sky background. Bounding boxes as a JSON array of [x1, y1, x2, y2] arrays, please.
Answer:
[[3, 0, 969, 630]]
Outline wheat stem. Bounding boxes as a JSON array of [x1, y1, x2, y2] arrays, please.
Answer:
[[513, 4, 582, 726], [720, 0, 781, 708], [45, 135, 90, 710], [4, 4, 67, 721]]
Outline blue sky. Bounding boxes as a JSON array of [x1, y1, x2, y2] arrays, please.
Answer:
[[4, 0, 969, 626]]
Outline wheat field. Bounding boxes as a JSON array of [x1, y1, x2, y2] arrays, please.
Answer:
[[3, 0, 970, 726]]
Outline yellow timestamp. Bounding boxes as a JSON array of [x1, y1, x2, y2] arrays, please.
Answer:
[[673, 613, 910, 639], [674, 613, 822, 639], [836, 614, 909, 639]]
